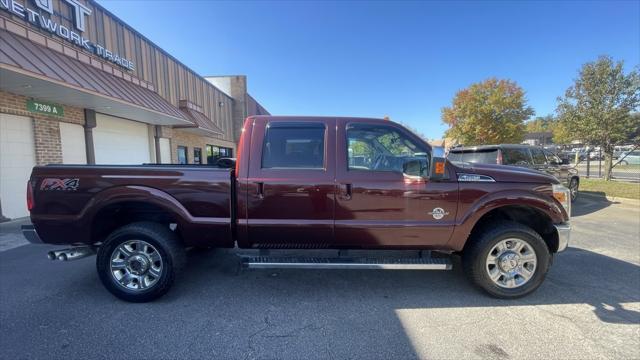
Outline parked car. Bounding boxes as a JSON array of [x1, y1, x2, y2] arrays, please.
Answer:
[[448, 144, 579, 201], [23, 116, 571, 302], [618, 150, 640, 165]]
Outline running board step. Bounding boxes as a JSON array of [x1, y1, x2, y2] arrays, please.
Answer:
[[241, 256, 452, 270]]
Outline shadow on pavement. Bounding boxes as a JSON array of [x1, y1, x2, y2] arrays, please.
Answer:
[[572, 192, 614, 217], [181, 246, 640, 326]]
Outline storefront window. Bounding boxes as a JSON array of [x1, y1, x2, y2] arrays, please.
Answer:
[[177, 146, 188, 164], [194, 147, 202, 164], [206, 145, 233, 164]]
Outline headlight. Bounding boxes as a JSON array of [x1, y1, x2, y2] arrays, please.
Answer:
[[552, 184, 571, 216]]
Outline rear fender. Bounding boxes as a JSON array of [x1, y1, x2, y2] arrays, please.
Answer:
[[33, 186, 232, 247]]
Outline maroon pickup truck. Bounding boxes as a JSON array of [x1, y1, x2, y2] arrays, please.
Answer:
[[23, 116, 571, 302]]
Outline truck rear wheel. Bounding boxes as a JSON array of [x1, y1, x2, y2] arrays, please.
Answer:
[[462, 221, 551, 299], [96, 222, 186, 302]]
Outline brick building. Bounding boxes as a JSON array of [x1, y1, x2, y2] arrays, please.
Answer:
[[0, 0, 269, 220]]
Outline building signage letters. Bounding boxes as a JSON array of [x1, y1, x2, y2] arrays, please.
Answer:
[[1, 0, 135, 71], [27, 99, 64, 116]]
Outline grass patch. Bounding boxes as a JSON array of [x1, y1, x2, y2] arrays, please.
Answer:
[[580, 179, 640, 200]]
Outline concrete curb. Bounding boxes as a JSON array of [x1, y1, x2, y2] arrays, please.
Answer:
[[579, 192, 640, 206]]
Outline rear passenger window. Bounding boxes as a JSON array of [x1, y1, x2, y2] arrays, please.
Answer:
[[261, 123, 325, 169], [530, 148, 547, 165], [502, 148, 532, 166]]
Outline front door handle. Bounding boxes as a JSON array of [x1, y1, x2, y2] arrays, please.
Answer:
[[340, 183, 352, 200]]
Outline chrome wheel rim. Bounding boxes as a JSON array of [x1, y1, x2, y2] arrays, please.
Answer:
[[110, 240, 163, 291], [486, 238, 537, 289], [570, 180, 578, 200]]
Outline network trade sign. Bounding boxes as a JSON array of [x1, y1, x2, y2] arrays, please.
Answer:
[[1, 0, 135, 71]]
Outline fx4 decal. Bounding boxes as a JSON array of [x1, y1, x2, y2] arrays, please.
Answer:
[[40, 178, 80, 191]]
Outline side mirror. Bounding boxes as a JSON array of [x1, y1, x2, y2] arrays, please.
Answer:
[[403, 159, 425, 177], [430, 150, 447, 181]]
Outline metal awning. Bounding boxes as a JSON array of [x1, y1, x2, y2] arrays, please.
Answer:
[[0, 30, 191, 126], [175, 106, 224, 137]]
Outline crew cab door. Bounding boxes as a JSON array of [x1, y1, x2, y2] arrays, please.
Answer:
[[245, 118, 336, 247], [334, 119, 458, 248]]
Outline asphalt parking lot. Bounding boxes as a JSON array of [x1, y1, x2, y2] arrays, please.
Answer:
[[1, 196, 638, 359]]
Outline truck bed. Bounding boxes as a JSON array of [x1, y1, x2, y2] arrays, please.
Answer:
[[29, 164, 234, 248]]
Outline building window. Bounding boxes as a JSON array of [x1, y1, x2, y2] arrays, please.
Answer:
[[194, 147, 202, 164], [207, 144, 233, 164], [261, 122, 325, 169], [177, 146, 188, 164]]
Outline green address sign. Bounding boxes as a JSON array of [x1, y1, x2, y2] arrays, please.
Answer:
[[27, 100, 64, 117]]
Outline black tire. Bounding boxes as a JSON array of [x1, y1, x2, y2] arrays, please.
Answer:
[[569, 177, 579, 202], [96, 222, 186, 302], [462, 221, 551, 299]]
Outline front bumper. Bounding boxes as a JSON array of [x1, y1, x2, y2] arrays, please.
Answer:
[[554, 222, 571, 252], [21, 224, 43, 244]]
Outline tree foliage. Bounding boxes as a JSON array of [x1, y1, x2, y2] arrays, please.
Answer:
[[524, 115, 573, 144], [525, 115, 555, 133], [441, 78, 534, 145], [556, 56, 640, 180]]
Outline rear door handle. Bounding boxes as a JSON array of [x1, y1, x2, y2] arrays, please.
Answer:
[[340, 183, 352, 200], [256, 182, 264, 199]]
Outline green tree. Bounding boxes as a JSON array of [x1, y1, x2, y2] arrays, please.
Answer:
[[442, 78, 534, 145], [556, 56, 640, 180], [525, 115, 555, 133], [551, 121, 573, 145], [524, 115, 574, 144]]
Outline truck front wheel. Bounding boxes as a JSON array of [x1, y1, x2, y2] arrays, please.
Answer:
[[96, 222, 186, 302], [462, 222, 551, 299]]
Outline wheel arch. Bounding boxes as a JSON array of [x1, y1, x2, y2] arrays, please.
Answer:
[[465, 205, 560, 253], [86, 186, 191, 245]]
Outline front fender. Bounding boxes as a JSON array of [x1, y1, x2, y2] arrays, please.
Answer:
[[447, 188, 566, 251]]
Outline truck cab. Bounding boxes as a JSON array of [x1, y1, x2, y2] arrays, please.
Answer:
[[236, 116, 457, 250]]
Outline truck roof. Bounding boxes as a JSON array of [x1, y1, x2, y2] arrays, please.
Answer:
[[248, 115, 392, 123]]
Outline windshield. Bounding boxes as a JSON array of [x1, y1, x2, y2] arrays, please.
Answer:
[[448, 149, 499, 164]]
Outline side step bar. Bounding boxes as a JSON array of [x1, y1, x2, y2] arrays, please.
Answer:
[[241, 256, 452, 270]]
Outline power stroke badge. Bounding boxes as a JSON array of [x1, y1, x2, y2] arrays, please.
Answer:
[[40, 178, 79, 191], [428, 207, 449, 220]]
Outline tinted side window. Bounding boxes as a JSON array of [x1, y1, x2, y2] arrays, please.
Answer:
[[530, 148, 547, 165], [502, 148, 532, 166], [447, 150, 499, 164], [347, 123, 429, 176], [262, 123, 325, 169]]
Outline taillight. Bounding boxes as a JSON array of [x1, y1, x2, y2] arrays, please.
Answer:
[[26, 181, 34, 211]]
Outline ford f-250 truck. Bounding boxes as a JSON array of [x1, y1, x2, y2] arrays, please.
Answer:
[[23, 116, 571, 302]]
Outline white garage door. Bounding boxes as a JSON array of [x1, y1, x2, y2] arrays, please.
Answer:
[[60, 122, 87, 164], [0, 114, 36, 219], [94, 114, 151, 164]]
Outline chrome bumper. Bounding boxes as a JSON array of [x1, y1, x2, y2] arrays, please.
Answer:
[[21, 225, 43, 244], [554, 222, 571, 252]]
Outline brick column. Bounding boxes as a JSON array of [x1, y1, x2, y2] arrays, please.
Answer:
[[84, 109, 96, 164]]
